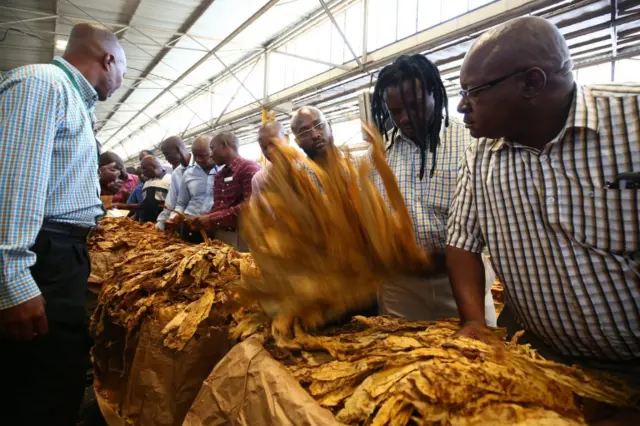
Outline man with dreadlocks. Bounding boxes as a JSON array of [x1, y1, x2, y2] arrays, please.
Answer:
[[370, 53, 496, 324]]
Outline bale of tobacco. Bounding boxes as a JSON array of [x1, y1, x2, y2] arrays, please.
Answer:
[[88, 217, 180, 286], [239, 123, 439, 335], [183, 312, 637, 426], [89, 224, 253, 426]]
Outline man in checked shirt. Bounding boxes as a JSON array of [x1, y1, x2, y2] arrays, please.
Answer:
[[369, 54, 496, 324], [446, 16, 640, 412], [191, 131, 261, 250], [0, 24, 126, 425]]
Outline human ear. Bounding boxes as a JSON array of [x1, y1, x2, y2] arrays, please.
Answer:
[[102, 53, 115, 71], [521, 67, 547, 99]]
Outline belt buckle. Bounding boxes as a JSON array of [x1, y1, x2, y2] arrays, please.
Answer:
[[85, 226, 96, 242]]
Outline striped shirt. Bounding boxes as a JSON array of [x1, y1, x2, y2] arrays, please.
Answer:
[[372, 118, 471, 252], [447, 83, 640, 360], [0, 57, 102, 309], [172, 164, 217, 217]]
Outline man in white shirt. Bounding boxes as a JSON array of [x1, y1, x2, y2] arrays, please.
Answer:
[[156, 136, 192, 230], [165, 135, 217, 242]]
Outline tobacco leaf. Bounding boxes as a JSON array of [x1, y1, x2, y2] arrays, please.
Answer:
[[231, 312, 639, 426]]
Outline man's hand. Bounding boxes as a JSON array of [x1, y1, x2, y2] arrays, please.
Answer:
[[99, 162, 119, 183], [455, 320, 496, 344], [189, 215, 212, 231], [0, 295, 48, 341], [106, 178, 124, 194], [455, 320, 505, 360], [164, 219, 179, 232]]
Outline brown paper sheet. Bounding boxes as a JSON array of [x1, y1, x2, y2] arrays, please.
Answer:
[[183, 338, 343, 426], [95, 309, 231, 426]]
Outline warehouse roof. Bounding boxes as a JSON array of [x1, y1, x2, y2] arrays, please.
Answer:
[[1, 0, 639, 162]]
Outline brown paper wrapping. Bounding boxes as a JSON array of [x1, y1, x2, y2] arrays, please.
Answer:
[[183, 338, 343, 426], [94, 307, 231, 426]]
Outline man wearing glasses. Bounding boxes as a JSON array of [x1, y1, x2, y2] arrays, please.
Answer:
[[290, 106, 334, 164], [446, 16, 640, 404]]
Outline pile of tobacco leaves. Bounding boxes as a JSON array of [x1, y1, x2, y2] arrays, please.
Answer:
[[232, 312, 639, 426]]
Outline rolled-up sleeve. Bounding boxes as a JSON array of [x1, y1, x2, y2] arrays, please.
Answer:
[[173, 177, 190, 216], [0, 77, 58, 309], [156, 169, 182, 229], [446, 143, 484, 253]]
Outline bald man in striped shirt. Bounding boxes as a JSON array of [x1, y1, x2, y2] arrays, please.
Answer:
[[446, 17, 640, 403]]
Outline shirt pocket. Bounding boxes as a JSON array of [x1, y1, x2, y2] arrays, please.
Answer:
[[558, 186, 639, 254]]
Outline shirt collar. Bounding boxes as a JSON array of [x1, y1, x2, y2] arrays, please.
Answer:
[[53, 56, 98, 110], [194, 163, 217, 175], [227, 156, 243, 171], [489, 84, 599, 152]]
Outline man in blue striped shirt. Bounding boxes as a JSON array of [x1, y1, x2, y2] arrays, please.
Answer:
[[165, 135, 218, 242], [0, 23, 126, 425]]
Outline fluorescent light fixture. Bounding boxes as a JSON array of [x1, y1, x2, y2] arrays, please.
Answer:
[[55, 39, 68, 51]]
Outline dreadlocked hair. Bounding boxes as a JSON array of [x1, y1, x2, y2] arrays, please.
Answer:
[[370, 54, 449, 179]]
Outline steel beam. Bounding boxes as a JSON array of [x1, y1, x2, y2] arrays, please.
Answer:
[[104, 0, 280, 145], [111, 0, 352, 146], [318, 0, 363, 68], [272, 49, 352, 70], [610, 0, 618, 81], [177, 0, 563, 139], [263, 49, 269, 104], [214, 58, 262, 127], [362, 0, 369, 62], [0, 6, 53, 16], [0, 15, 58, 26], [51, 0, 59, 61]]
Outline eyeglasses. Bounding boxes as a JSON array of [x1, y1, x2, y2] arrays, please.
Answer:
[[294, 121, 327, 141], [459, 69, 527, 99]]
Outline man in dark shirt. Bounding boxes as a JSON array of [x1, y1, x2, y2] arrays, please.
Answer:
[[191, 131, 261, 250]]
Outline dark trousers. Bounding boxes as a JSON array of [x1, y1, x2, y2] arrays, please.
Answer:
[[0, 231, 91, 426], [179, 222, 204, 244]]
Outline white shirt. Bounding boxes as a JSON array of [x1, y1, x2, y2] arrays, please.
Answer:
[[172, 164, 217, 217], [156, 157, 194, 229]]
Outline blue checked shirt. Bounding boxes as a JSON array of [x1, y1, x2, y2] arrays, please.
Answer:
[[172, 164, 217, 218], [0, 57, 102, 309], [371, 118, 472, 252]]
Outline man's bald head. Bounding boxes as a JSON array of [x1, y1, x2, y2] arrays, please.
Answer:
[[63, 23, 127, 101], [458, 17, 575, 144], [160, 135, 188, 169], [258, 121, 287, 162], [290, 106, 333, 161], [192, 135, 215, 170], [210, 131, 239, 166], [290, 107, 326, 134], [140, 155, 164, 180], [464, 17, 573, 80]]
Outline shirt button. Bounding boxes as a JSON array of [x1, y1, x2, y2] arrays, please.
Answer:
[[547, 196, 555, 204]]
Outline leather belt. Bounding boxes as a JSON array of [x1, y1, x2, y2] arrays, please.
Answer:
[[41, 220, 95, 242]]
